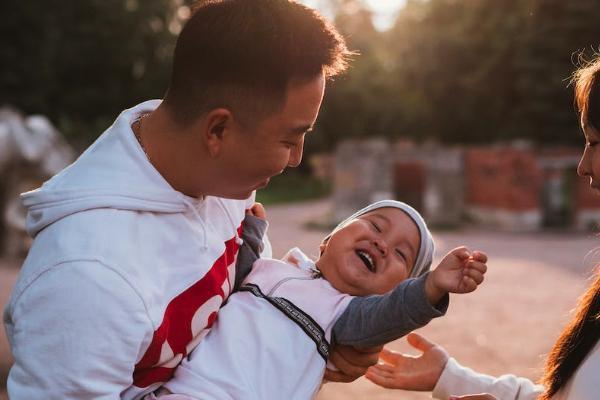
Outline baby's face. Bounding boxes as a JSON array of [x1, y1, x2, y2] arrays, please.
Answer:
[[315, 207, 421, 296]]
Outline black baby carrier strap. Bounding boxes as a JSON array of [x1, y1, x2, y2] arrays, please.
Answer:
[[239, 283, 331, 362]]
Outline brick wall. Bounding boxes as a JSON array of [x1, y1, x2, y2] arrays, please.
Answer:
[[465, 148, 542, 211]]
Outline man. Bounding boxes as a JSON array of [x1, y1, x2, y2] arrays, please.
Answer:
[[4, 1, 377, 398]]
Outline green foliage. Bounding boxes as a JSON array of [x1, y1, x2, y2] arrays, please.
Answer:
[[1, 0, 599, 149], [313, 0, 600, 150], [255, 172, 331, 205], [0, 0, 183, 145]]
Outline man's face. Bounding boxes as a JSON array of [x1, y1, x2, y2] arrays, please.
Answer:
[[316, 207, 421, 297], [218, 74, 326, 199]]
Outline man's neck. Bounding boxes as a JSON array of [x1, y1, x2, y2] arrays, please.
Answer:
[[139, 106, 210, 198]]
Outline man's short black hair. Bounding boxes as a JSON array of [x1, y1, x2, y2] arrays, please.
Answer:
[[162, 0, 352, 127]]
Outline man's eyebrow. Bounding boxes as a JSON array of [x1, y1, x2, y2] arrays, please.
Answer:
[[290, 124, 314, 134]]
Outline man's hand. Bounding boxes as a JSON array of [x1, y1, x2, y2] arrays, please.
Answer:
[[365, 332, 449, 391], [425, 247, 488, 304], [246, 202, 266, 220], [324, 344, 382, 382]]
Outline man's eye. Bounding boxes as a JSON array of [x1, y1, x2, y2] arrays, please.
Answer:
[[370, 221, 381, 232]]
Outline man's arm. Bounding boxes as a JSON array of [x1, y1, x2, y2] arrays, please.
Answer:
[[332, 273, 448, 347], [5, 261, 151, 399]]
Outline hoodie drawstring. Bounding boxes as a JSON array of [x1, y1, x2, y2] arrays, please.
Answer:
[[216, 198, 244, 246], [182, 198, 210, 251], [183, 197, 244, 252]]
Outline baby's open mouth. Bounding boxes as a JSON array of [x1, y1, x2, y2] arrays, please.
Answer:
[[356, 250, 375, 272]]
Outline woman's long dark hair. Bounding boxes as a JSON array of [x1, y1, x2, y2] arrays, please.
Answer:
[[573, 55, 600, 133], [539, 56, 600, 399], [539, 268, 600, 399]]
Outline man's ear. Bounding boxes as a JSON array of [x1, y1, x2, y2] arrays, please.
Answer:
[[319, 239, 328, 256], [203, 108, 234, 157]]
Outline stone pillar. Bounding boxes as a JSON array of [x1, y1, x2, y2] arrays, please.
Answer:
[[332, 139, 393, 222], [423, 147, 464, 227], [393, 142, 464, 227]]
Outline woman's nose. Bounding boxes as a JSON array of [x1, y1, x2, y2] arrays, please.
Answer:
[[577, 149, 590, 177]]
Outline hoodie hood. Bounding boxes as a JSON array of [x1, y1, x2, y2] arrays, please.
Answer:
[[22, 100, 194, 237]]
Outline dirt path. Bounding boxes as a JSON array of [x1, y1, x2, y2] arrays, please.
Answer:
[[1, 198, 597, 399]]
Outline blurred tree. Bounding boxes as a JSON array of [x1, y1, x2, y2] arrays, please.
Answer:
[[0, 0, 185, 146], [514, 0, 600, 144], [382, 0, 530, 143], [381, 0, 600, 144], [1, 0, 599, 149], [311, 0, 395, 152], [317, 0, 599, 147]]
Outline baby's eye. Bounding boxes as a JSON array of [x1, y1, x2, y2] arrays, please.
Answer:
[[395, 249, 407, 263], [370, 221, 382, 232]]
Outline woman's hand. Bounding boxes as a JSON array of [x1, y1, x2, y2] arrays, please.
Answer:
[[324, 344, 382, 382], [365, 332, 449, 391]]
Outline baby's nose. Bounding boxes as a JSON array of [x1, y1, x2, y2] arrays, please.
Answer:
[[373, 239, 388, 256]]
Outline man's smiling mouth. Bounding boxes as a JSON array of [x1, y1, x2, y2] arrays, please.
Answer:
[[356, 250, 375, 272]]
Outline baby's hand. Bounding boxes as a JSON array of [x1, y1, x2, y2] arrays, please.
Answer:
[[246, 202, 266, 220], [425, 247, 488, 304]]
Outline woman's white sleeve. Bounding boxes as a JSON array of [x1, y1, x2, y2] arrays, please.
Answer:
[[433, 358, 545, 400]]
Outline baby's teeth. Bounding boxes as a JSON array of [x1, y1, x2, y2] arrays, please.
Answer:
[[359, 251, 374, 269]]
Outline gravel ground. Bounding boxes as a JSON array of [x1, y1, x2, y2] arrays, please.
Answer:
[[1, 198, 597, 399]]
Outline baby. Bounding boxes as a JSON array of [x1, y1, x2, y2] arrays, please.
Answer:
[[153, 200, 488, 400]]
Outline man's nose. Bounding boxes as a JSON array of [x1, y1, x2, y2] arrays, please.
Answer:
[[287, 140, 304, 168]]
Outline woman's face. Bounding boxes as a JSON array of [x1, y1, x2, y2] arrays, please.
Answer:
[[577, 116, 600, 193]]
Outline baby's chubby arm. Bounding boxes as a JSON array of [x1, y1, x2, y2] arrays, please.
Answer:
[[332, 273, 448, 348], [331, 247, 488, 349], [425, 247, 488, 305]]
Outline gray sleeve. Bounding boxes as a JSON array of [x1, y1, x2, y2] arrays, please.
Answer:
[[332, 272, 449, 347], [233, 214, 268, 291]]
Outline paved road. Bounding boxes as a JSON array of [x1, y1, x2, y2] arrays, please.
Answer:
[[1, 198, 597, 399]]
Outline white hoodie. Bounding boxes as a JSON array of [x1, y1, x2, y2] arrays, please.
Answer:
[[3, 100, 257, 400]]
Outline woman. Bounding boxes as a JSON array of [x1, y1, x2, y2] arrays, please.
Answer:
[[365, 55, 600, 400]]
